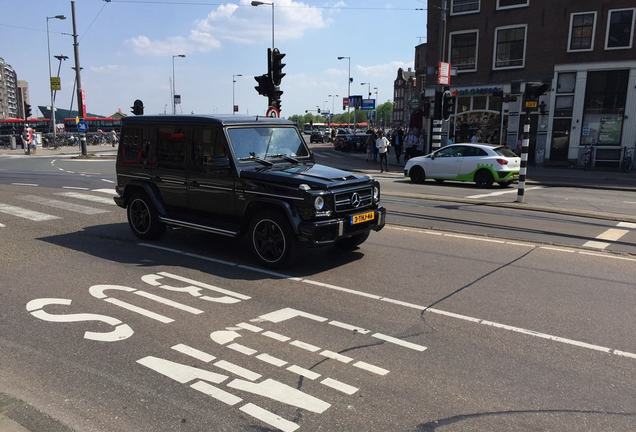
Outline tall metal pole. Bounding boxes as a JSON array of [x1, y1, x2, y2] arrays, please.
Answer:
[[347, 57, 351, 127], [71, 1, 87, 156], [271, 2, 275, 51], [46, 18, 53, 136], [172, 56, 176, 115], [516, 117, 531, 203]]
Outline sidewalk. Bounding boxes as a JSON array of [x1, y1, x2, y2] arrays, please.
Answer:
[[0, 144, 117, 157], [312, 146, 636, 192]]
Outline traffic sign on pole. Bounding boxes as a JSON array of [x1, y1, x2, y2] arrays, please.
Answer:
[[266, 106, 280, 118], [77, 120, 88, 133]]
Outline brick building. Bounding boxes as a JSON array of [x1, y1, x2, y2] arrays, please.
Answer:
[[392, 67, 416, 127], [424, 0, 636, 166]]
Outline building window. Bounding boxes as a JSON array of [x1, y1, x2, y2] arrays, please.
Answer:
[[451, 0, 479, 15], [550, 72, 577, 162], [605, 9, 635, 50], [581, 70, 629, 146], [556, 72, 576, 93], [496, 0, 529, 10], [568, 12, 597, 52], [493, 25, 527, 70], [449, 30, 479, 72]]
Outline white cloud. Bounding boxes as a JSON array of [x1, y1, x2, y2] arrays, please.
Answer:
[[89, 64, 122, 74], [356, 60, 414, 78], [127, 0, 326, 56]]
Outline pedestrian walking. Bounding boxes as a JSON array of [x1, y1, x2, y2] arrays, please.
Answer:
[[376, 130, 390, 173], [366, 129, 377, 162], [392, 127, 404, 164]]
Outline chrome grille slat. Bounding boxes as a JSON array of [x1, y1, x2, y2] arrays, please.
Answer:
[[334, 188, 373, 212]]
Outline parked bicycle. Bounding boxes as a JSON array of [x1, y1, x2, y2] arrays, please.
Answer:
[[622, 146, 634, 172], [578, 145, 594, 170]]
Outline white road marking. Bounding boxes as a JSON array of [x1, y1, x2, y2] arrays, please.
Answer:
[[259, 307, 328, 323], [287, 365, 320, 380], [290, 340, 321, 352], [320, 350, 353, 364], [66, 171, 75, 174], [138, 240, 636, 359], [444, 234, 506, 244], [582, 240, 611, 250], [62, 186, 89, 190], [19, 195, 108, 215], [236, 322, 263, 333], [617, 221, 636, 229], [157, 272, 251, 301], [0, 222, 5, 228], [136, 356, 227, 384], [91, 188, 117, 195], [328, 320, 370, 334], [55, 191, 116, 205], [540, 246, 576, 253], [210, 330, 241, 345], [239, 403, 299, 432], [101, 178, 115, 184], [104, 298, 174, 323], [0, 203, 60, 221], [372, 333, 428, 352], [353, 361, 389, 376], [320, 377, 358, 395], [256, 353, 287, 367], [134, 290, 204, 315], [466, 186, 544, 199], [262, 330, 291, 342], [596, 228, 629, 242], [228, 378, 331, 413], [11, 182, 38, 186], [191, 381, 242, 406], [214, 360, 262, 381], [171, 344, 216, 363], [57, 168, 64, 171], [227, 343, 257, 356]]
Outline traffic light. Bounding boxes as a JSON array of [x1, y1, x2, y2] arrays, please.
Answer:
[[317, 108, 321, 114], [24, 103, 32, 119], [131, 99, 144, 116], [442, 90, 455, 121], [433, 90, 443, 120], [254, 74, 275, 97], [271, 48, 286, 86]]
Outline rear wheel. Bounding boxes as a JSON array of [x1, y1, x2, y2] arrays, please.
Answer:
[[127, 192, 165, 240], [474, 170, 494, 188], [335, 231, 370, 251], [409, 166, 426, 184], [249, 211, 296, 268]]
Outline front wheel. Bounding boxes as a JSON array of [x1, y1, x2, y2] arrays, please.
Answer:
[[409, 166, 426, 184], [249, 211, 296, 268], [335, 231, 370, 250]]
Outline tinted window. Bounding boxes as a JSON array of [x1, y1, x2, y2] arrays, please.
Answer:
[[192, 127, 229, 171], [120, 127, 143, 162], [227, 127, 309, 161], [157, 126, 187, 170], [494, 147, 518, 157], [462, 146, 488, 157], [435, 146, 460, 158], [607, 9, 634, 49]]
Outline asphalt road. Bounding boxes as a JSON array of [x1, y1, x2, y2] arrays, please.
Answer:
[[0, 153, 635, 432]]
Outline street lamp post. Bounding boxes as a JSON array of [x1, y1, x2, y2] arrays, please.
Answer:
[[232, 74, 243, 114], [251, 1, 275, 51], [46, 14, 66, 145], [172, 54, 186, 115], [52, 54, 68, 147], [361, 82, 371, 98], [328, 94, 339, 116], [337, 56, 351, 127]]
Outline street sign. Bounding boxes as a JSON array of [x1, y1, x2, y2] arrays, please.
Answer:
[[233, 105, 239, 113], [349, 95, 363, 109], [174, 94, 181, 105], [525, 100, 538, 109], [342, 97, 349, 110], [77, 120, 88, 133], [50, 76, 61, 91], [266, 106, 280, 118], [361, 99, 376, 110], [438, 62, 451, 86]]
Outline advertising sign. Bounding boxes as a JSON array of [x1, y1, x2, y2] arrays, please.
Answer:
[[349, 95, 363, 109], [342, 97, 349, 110], [361, 99, 375, 110], [438, 62, 451, 86], [50, 76, 61, 91]]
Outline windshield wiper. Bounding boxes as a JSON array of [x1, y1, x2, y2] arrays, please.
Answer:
[[267, 153, 300, 164], [238, 154, 273, 166]]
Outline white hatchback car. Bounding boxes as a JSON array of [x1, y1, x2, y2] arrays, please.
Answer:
[[404, 143, 521, 187]]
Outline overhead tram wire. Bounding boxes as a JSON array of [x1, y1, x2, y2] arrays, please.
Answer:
[[80, 0, 110, 41], [104, 0, 426, 11]]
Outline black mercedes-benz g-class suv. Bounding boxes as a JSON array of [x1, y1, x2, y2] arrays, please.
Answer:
[[114, 115, 385, 267]]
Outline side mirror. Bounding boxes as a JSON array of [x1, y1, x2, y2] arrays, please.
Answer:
[[430, 155, 435, 160]]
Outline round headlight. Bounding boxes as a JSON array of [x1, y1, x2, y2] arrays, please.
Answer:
[[373, 186, 380, 202], [314, 196, 325, 211]]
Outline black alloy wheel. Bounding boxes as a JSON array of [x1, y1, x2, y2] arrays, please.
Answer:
[[474, 170, 494, 188], [409, 166, 426, 184], [127, 192, 165, 240], [249, 211, 296, 267]]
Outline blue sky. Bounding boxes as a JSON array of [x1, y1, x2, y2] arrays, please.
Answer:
[[1, 0, 426, 117]]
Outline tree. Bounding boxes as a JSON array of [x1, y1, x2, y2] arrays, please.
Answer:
[[376, 101, 394, 127]]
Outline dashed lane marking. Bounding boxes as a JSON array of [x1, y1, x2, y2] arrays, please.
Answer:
[[171, 344, 216, 363], [139, 239, 636, 361], [55, 191, 116, 205], [617, 221, 636, 229], [91, 188, 117, 195], [62, 186, 89, 190], [101, 179, 115, 184], [191, 381, 242, 406], [320, 377, 358, 395], [239, 403, 299, 432], [0, 222, 5, 228], [466, 186, 544, 199], [11, 183, 38, 187], [584, 224, 630, 250], [0, 203, 60, 221], [19, 195, 109, 215]]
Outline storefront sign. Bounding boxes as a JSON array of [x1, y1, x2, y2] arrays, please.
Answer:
[[455, 87, 503, 96], [438, 62, 451, 86]]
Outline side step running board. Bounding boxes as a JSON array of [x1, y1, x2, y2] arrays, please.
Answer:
[[159, 217, 239, 237]]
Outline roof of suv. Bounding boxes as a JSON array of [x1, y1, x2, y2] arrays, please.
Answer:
[[122, 114, 295, 127]]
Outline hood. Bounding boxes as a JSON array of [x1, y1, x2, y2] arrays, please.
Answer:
[[240, 163, 371, 189]]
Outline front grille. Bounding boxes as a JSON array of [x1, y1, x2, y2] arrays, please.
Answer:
[[334, 188, 373, 213]]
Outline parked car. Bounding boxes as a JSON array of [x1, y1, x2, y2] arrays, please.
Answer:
[[114, 115, 386, 267], [309, 129, 326, 143], [334, 130, 371, 152], [403, 143, 520, 187]]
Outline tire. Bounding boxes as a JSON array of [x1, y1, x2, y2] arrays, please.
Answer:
[[127, 192, 165, 240], [249, 211, 297, 268], [409, 166, 426, 184], [498, 181, 512, 188], [335, 231, 370, 250], [474, 170, 494, 188]]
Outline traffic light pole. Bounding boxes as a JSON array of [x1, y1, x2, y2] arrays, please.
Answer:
[[516, 116, 531, 203], [71, 0, 87, 156]]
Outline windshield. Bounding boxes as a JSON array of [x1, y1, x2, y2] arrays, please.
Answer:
[[227, 127, 310, 161]]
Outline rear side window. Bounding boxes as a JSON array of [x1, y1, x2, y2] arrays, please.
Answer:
[[462, 146, 488, 157], [494, 146, 518, 157], [157, 126, 188, 170], [120, 127, 143, 163]]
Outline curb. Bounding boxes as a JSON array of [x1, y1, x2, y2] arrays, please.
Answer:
[[525, 179, 636, 193], [382, 191, 636, 224]]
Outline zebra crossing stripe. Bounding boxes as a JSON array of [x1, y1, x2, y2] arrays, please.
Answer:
[[55, 192, 116, 205], [0, 203, 60, 221], [19, 195, 109, 215]]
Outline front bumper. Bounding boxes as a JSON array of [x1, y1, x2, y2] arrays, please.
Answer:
[[298, 206, 386, 245]]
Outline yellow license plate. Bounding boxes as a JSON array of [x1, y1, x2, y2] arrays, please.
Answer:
[[351, 211, 375, 225]]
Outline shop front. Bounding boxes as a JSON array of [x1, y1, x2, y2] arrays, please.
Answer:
[[448, 87, 506, 145]]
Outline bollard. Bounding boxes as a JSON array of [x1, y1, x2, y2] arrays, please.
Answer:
[[516, 117, 531, 203]]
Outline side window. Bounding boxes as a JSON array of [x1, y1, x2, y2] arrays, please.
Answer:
[[462, 146, 488, 157], [121, 127, 143, 162], [156, 126, 187, 170], [192, 127, 229, 171], [436, 146, 458, 158]]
